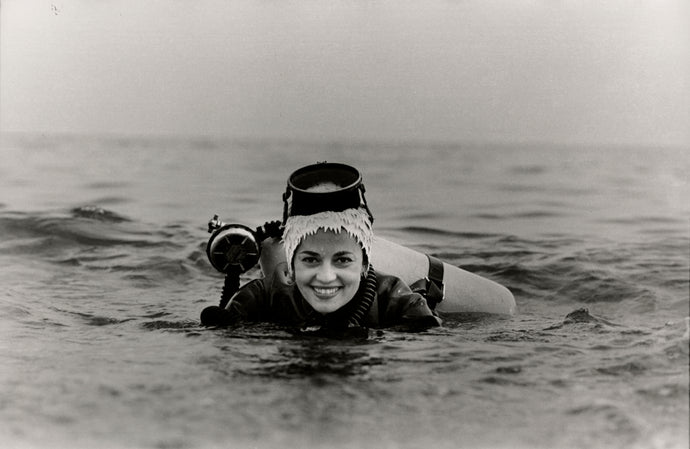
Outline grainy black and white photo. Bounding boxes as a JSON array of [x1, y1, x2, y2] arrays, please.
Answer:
[[1, 1, 688, 448]]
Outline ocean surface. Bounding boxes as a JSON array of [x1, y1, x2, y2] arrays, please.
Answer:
[[0, 133, 688, 449]]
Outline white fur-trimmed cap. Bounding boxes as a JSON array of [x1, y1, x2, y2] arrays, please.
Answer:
[[283, 207, 373, 272]]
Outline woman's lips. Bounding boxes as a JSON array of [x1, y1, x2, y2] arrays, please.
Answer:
[[311, 286, 341, 298]]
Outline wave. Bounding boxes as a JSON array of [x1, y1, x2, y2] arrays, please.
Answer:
[[0, 206, 213, 287], [0, 207, 153, 248], [393, 225, 503, 239]]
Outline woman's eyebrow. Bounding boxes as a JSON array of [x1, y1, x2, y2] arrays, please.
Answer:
[[297, 250, 321, 256], [333, 251, 355, 257]]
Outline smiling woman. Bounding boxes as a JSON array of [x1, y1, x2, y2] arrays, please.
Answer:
[[201, 162, 444, 332]]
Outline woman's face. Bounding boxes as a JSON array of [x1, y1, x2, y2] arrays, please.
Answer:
[[293, 229, 365, 314]]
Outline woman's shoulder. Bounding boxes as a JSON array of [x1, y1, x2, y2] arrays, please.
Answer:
[[372, 270, 442, 328], [375, 271, 414, 294]]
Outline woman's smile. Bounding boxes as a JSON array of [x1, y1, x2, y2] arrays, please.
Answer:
[[311, 285, 342, 299]]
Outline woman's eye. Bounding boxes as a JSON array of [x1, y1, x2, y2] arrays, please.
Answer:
[[335, 256, 353, 265], [300, 256, 318, 264]]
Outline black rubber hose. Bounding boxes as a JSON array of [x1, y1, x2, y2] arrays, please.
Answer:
[[218, 271, 240, 309], [200, 271, 240, 326], [347, 267, 377, 327]]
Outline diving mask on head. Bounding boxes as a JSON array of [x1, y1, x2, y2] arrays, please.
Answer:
[[281, 162, 375, 272], [282, 162, 374, 224]]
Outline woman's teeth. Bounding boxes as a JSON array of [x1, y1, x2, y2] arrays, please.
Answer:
[[313, 287, 339, 295]]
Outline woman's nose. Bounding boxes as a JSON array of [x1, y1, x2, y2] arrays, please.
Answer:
[[315, 262, 337, 282]]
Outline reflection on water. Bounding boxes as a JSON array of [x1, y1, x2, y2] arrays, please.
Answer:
[[242, 337, 382, 380]]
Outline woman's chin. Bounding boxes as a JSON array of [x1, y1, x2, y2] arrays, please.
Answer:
[[305, 296, 349, 314]]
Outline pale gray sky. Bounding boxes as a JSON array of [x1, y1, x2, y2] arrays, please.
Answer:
[[1, 0, 688, 146]]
